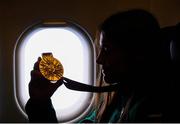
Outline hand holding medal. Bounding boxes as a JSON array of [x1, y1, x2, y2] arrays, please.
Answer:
[[38, 52, 118, 91]]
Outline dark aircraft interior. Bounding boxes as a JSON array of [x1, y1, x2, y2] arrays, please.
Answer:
[[0, 0, 180, 123]]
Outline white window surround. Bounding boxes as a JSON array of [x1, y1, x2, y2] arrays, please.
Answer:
[[13, 19, 96, 122]]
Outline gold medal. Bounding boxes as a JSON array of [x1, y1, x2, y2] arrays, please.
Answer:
[[39, 53, 64, 83]]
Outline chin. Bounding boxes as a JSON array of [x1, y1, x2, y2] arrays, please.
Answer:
[[104, 75, 119, 84]]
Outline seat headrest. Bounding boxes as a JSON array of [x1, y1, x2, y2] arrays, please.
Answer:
[[170, 23, 180, 62], [161, 23, 180, 63]]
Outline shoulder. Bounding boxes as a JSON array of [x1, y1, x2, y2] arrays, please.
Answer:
[[128, 95, 163, 123]]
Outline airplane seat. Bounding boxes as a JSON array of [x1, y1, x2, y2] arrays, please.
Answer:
[[170, 22, 180, 102], [168, 23, 180, 89], [170, 23, 180, 75], [158, 25, 174, 92], [160, 23, 180, 122], [170, 22, 180, 122]]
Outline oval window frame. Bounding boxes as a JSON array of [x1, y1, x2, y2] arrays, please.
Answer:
[[13, 19, 96, 122]]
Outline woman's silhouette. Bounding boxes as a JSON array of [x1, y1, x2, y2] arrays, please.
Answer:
[[25, 9, 173, 123]]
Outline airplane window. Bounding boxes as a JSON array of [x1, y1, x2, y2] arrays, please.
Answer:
[[14, 20, 95, 122]]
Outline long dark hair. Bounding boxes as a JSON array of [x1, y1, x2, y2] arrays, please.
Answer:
[[95, 9, 169, 122], [100, 9, 161, 57]]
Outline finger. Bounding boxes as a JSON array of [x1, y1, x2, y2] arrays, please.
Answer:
[[31, 70, 42, 78], [33, 57, 41, 71], [30, 70, 47, 82]]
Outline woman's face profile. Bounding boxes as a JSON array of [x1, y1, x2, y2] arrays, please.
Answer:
[[96, 32, 131, 84]]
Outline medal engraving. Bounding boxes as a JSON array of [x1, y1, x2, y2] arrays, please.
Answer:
[[39, 53, 64, 83]]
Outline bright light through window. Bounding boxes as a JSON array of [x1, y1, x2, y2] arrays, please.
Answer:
[[14, 21, 95, 122]]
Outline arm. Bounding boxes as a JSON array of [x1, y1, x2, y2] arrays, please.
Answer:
[[25, 98, 58, 123], [25, 57, 63, 123]]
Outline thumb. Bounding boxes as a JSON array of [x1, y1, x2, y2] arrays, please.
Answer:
[[33, 57, 41, 71]]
